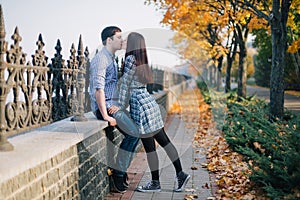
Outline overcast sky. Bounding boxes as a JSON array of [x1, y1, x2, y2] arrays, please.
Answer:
[[0, 0, 183, 66]]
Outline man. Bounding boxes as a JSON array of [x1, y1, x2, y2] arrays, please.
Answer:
[[89, 26, 139, 193]]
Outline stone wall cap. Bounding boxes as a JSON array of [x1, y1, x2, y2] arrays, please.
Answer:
[[0, 112, 107, 183]]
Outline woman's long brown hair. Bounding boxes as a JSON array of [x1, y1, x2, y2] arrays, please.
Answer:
[[125, 32, 153, 84]]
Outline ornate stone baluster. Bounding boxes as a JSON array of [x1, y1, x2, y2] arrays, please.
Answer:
[[49, 39, 68, 121], [31, 34, 51, 125], [84, 47, 90, 112], [67, 44, 79, 117], [71, 35, 87, 121], [0, 5, 13, 151], [62, 45, 71, 117], [6, 27, 29, 132]]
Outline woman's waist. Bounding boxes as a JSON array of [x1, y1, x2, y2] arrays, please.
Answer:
[[129, 86, 146, 90]]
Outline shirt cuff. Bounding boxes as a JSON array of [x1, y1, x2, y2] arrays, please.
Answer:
[[106, 101, 112, 109]]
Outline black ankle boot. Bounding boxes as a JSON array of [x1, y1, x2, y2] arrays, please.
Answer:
[[111, 174, 127, 193], [123, 172, 129, 188]]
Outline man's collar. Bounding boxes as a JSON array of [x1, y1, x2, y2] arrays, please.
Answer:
[[103, 46, 115, 59]]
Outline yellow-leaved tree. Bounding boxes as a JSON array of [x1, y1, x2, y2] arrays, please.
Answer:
[[146, 0, 267, 97], [147, 0, 300, 118]]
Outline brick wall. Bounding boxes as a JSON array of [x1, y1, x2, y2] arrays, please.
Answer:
[[77, 127, 125, 200], [1, 145, 80, 200], [0, 113, 120, 200], [77, 130, 109, 200]]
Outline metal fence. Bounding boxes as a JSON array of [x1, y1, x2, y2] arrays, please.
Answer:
[[0, 6, 189, 151], [0, 7, 89, 151]]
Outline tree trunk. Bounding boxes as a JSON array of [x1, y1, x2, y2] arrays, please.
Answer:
[[225, 58, 232, 93], [225, 41, 237, 93], [269, 0, 291, 119], [290, 51, 300, 83], [237, 43, 247, 99], [289, 31, 300, 83], [209, 64, 215, 86], [216, 56, 223, 91], [235, 23, 248, 99]]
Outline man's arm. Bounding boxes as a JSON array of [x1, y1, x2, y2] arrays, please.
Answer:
[[95, 88, 117, 126]]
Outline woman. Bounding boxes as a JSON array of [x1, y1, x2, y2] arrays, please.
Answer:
[[110, 32, 190, 192]]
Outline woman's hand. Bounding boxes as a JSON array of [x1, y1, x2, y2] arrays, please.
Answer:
[[108, 105, 120, 115], [104, 116, 117, 126]]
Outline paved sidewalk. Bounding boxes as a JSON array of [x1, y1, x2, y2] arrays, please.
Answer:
[[105, 113, 212, 200], [246, 85, 300, 115], [232, 84, 300, 115]]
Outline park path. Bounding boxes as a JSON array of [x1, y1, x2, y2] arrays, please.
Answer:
[[230, 83, 300, 115], [246, 85, 300, 115], [105, 88, 213, 200]]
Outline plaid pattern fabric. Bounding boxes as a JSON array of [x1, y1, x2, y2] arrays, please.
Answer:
[[89, 47, 118, 112], [118, 55, 164, 135]]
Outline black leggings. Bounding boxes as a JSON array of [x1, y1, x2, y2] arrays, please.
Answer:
[[141, 128, 182, 181]]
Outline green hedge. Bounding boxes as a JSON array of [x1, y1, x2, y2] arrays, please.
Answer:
[[222, 92, 300, 200], [196, 80, 211, 104]]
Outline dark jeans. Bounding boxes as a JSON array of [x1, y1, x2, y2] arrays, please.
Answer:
[[94, 109, 140, 177]]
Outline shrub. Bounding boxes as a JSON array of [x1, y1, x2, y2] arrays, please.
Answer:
[[222, 95, 300, 199], [196, 80, 211, 104]]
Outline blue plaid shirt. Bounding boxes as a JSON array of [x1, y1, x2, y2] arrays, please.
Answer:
[[89, 47, 118, 112]]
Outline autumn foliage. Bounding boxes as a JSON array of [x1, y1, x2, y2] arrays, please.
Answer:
[[147, 0, 300, 118]]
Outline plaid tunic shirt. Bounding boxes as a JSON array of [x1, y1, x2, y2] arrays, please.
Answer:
[[118, 55, 164, 135]]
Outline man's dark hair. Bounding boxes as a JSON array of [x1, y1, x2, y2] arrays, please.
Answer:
[[101, 26, 122, 45]]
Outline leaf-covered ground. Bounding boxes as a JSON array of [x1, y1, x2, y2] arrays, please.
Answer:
[[169, 88, 268, 200]]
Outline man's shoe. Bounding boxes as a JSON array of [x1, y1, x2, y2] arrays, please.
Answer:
[[136, 180, 161, 192], [123, 172, 129, 188], [111, 175, 127, 193], [174, 171, 190, 192]]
